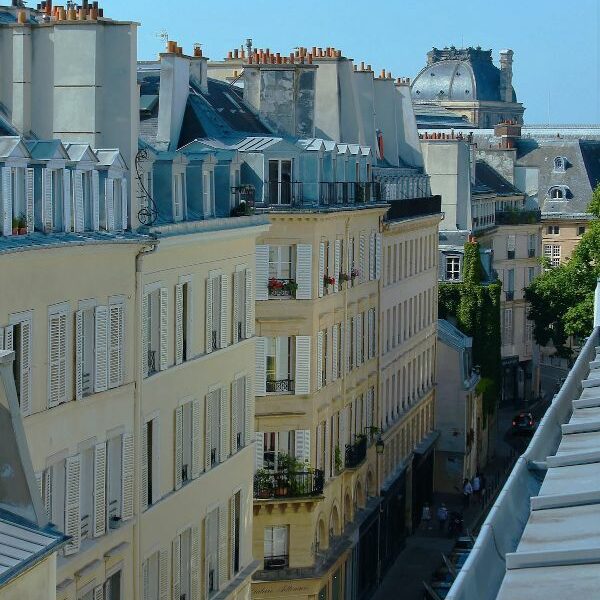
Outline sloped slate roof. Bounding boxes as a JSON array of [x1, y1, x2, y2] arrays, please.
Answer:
[[475, 160, 521, 196]]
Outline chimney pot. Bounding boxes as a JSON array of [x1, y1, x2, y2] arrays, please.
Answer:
[[367, 64, 372, 71], [97, 7, 103, 16], [360, 61, 365, 70], [380, 69, 385, 78], [307, 53, 313, 64], [17, 8, 26, 23], [336, 50, 342, 58], [89, 6, 97, 18]]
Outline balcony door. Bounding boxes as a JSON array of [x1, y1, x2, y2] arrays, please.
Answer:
[[268, 159, 292, 204], [266, 337, 294, 393]]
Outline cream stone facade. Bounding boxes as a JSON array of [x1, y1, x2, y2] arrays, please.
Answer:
[[541, 217, 588, 267]]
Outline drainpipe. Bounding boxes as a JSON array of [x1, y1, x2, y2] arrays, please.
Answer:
[[594, 278, 600, 328], [133, 236, 159, 600]]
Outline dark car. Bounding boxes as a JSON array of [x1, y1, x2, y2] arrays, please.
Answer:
[[512, 412, 535, 435]]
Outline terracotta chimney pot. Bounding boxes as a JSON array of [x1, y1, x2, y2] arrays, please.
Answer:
[[17, 9, 26, 23], [89, 7, 97, 18], [307, 53, 313, 64]]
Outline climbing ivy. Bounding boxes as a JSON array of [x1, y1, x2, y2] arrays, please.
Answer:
[[439, 241, 502, 417]]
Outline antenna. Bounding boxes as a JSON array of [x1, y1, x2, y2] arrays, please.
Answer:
[[156, 30, 169, 50]]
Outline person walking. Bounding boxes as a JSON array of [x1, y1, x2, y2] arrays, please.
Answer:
[[462, 478, 473, 509], [421, 502, 432, 530], [472, 473, 481, 504], [480, 473, 487, 505], [437, 503, 448, 532]]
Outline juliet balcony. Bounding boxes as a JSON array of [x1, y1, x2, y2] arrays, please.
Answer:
[[254, 469, 325, 500], [345, 435, 368, 469]]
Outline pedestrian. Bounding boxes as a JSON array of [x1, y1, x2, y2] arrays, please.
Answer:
[[480, 473, 487, 505], [421, 502, 432, 530], [472, 473, 481, 504], [462, 478, 473, 508], [437, 503, 448, 532]]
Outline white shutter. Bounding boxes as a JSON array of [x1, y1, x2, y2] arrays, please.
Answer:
[[332, 325, 339, 381], [339, 408, 347, 449], [48, 314, 67, 407], [93, 585, 103, 600], [375, 233, 382, 279], [142, 293, 149, 378], [316, 423, 323, 470], [232, 272, 240, 344], [231, 380, 240, 454], [359, 234, 366, 283], [93, 442, 107, 537], [143, 559, 150, 600], [43, 467, 52, 520], [244, 376, 253, 448], [368, 310, 374, 360], [61, 169, 71, 233], [64, 455, 81, 555], [91, 170, 100, 230], [255, 432, 264, 469], [325, 419, 331, 478], [205, 278, 213, 354], [18, 320, 32, 416], [295, 336, 311, 395], [0, 326, 3, 350], [191, 525, 201, 600], [159, 287, 168, 370], [218, 504, 228, 588], [73, 171, 84, 232], [159, 548, 169, 600], [108, 304, 123, 388], [141, 422, 149, 511], [351, 317, 357, 368], [318, 242, 325, 298], [105, 178, 115, 230], [75, 310, 84, 400], [175, 283, 184, 365], [42, 168, 53, 232], [294, 430, 311, 465], [94, 306, 109, 392], [174, 406, 183, 490], [172, 535, 181, 600], [357, 314, 363, 364], [1, 166, 12, 236], [191, 398, 202, 479], [121, 178, 128, 230], [333, 240, 341, 293], [345, 318, 351, 373], [25, 168, 34, 232], [255, 337, 266, 396], [220, 386, 229, 461], [255, 245, 269, 301], [5, 325, 13, 351], [229, 496, 237, 578], [204, 393, 212, 472], [121, 432, 134, 520], [220, 275, 229, 349], [369, 233, 375, 280], [316, 331, 323, 391], [296, 244, 313, 300], [245, 268, 254, 338]]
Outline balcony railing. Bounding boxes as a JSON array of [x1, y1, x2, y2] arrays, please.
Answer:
[[254, 469, 325, 499], [264, 554, 289, 570], [385, 195, 442, 221], [505, 291, 515, 301], [345, 435, 368, 469], [268, 278, 297, 298], [495, 209, 541, 225], [263, 181, 304, 206], [266, 378, 295, 393]]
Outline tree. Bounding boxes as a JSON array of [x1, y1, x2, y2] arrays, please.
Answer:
[[524, 185, 600, 357]]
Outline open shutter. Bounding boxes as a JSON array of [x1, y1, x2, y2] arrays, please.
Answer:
[[229, 497, 237, 578], [172, 535, 181, 600], [369, 233, 375, 280], [375, 233, 382, 279], [1, 166, 12, 236], [357, 315, 363, 365], [108, 304, 123, 388], [333, 240, 341, 293], [121, 432, 134, 520], [141, 422, 148, 511], [191, 398, 201, 479], [25, 168, 34, 232], [245, 376, 253, 448], [359, 234, 366, 283], [121, 178, 128, 230], [5, 325, 13, 351], [332, 325, 339, 381], [318, 242, 325, 297], [105, 178, 115, 230], [91, 170, 100, 230], [159, 288, 168, 370], [174, 406, 183, 490], [255, 245, 269, 301], [316, 331, 323, 391], [324, 419, 331, 478], [94, 306, 109, 392], [255, 337, 266, 396], [220, 275, 229, 349], [158, 548, 169, 600], [93, 442, 107, 537], [351, 317, 357, 368], [43, 468, 52, 519], [73, 171, 84, 232], [64, 455, 81, 555], [245, 269, 254, 338], [75, 311, 84, 400], [204, 393, 212, 472], [61, 169, 70, 233], [316, 424, 323, 470], [42, 168, 53, 232], [47, 314, 66, 408], [367, 310, 374, 360], [231, 380, 240, 454], [294, 430, 311, 465], [18, 320, 32, 416], [296, 244, 313, 300], [142, 559, 150, 600], [218, 504, 228, 589], [255, 432, 264, 469], [93, 586, 103, 600], [205, 278, 213, 354], [191, 525, 201, 600], [220, 386, 229, 461], [232, 272, 240, 344], [141, 294, 149, 378], [175, 283, 184, 365], [295, 336, 311, 395], [345, 319, 351, 373]]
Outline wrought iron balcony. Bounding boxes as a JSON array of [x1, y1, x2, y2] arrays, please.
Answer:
[[495, 209, 541, 225], [264, 181, 304, 206], [266, 378, 295, 393], [345, 435, 368, 469], [254, 469, 325, 499], [264, 554, 289, 570], [268, 278, 297, 298], [385, 195, 442, 221]]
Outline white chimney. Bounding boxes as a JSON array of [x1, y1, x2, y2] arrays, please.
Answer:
[[157, 50, 190, 150], [499, 49, 514, 104]]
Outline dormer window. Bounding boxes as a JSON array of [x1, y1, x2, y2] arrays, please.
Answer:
[[553, 157, 567, 172], [549, 186, 569, 200]]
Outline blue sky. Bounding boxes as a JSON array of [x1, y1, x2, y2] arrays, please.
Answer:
[[102, 0, 599, 124]]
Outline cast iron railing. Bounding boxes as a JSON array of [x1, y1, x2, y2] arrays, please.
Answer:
[[345, 436, 368, 468], [266, 378, 295, 393], [254, 469, 325, 499]]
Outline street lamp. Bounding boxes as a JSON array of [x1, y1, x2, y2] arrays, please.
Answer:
[[375, 436, 385, 455]]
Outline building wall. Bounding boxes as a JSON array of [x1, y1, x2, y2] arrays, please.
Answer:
[[1, 554, 57, 600], [542, 217, 589, 266]]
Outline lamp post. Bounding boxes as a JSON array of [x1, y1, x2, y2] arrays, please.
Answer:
[[375, 436, 385, 587]]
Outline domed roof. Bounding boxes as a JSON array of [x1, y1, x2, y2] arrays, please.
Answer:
[[411, 47, 516, 103]]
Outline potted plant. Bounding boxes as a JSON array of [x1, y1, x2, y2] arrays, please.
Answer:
[[254, 469, 273, 499], [268, 278, 284, 293], [334, 446, 343, 473], [17, 214, 27, 235], [350, 267, 360, 280], [283, 280, 298, 296], [11, 217, 18, 235], [339, 272, 350, 283], [323, 274, 335, 288], [274, 472, 290, 497]]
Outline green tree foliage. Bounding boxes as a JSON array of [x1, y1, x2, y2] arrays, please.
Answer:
[[524, 185, 600, 357], [439, 241, 502, 416]]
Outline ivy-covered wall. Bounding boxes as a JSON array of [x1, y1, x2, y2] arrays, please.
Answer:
[[438, 241, 502, 416]]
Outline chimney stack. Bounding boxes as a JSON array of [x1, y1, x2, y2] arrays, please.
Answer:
[[499, 49, 514, 103]]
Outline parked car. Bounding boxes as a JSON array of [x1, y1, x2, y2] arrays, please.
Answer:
[[511, 412, 535, 435]]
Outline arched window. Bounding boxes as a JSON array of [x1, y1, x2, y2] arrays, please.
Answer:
[[549, 186, 569, 200], [553, 157, 567, 172]]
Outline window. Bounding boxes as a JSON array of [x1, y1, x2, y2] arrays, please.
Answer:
[[267, 159, 293, 205], [206, 273, 226, 353], [336, 324, 343, 377], [261, 431, 299, 470], [207, 388, 221, 468], [553, 156, 567, 172], [202, 169, 214, 217], [175, 401, 194, 487], [173, 171, 186, 220], [320, 329, 328, 387], [80, 447, 94, 541], [544, 244, 561, 267], [142, 417, 160, 508], [232, 376, 247, 452], [175, 281, 191, 364], [266, 337, 294, 393], [142, 552, 160, 600], [143, 288, 167, 376], [179, 528, 192, 600], [528, 234, 537, 257], [547, 225, 560, 235], [507, 234, 516, 259], [578, 226, 586, 236], [264, 526, 289, 569], [48, 308, 68, 407], [268, 246, 294, 280], [503, 308, 513, 345], [505, 269, 515, 300], [104, 570, 122, 600], [445, 256, 460, 280], [206, 508, 219, 595], [232, 492, 241, 576], [549, 186, 568, 200], [107, 436, 123, 526], [528, 266, 536, 284], [233, 269, 247, 342], [2, 316, 32, 415]]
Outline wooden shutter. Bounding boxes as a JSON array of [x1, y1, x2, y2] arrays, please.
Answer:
[[255, 337, 266, 397], [105, 178, 115, 230], [229, 496, 237, 578], [359, 234, 366, 283], [369, 233, 375, 280], [220, 275, 229, 349], [25, 168, 34, 232], [218, 504, 228, 588], [245, 268, 254, 338], [294, 430, 311, 465], [231, 379, 240, 454], [191, 398, 202, 479], [333, 240, 341, 293], [141, 422, 149, 511], [73, 171, 84, 232], [141, 293, 149, 378], [48, 313, 67, 407], [316, 331, 323, 391], [375, 233, 382, 279], [205, 278, 213, 354], [18, 320, 32, 416], [255, 244, 269, 301], [204, 393, 212, 472], [142, 559, 150, 600], [93, 442, 107, 537], [159, 288, 168, 370], [43, 468, 52, 520], [172, 535, 181, 600], [255, 432, 264, 469], [232, 271, 240, 344], [316, 423, 323, 470], [4, 325, 13, 350], [93, 585, 103, 600], [331, 325, 339, 381], [318, 242, 325, 297], [367, 310, 374, 360], [42, 168, 53, 232], [158, 548, 169, 600], [191, 525, 201, 600], [108, 304, 123, 388], [324, 419, 331, 479], [296, 244, 313, 300], [175, 283, 184, 365], [295, 336, 311, 395], [345, 318, 351, 373], [121, 178, 128, 230], [1, 166, 12, 236], [64, 455, 81, 555], [174, 406, 183, 490], [339, 408, 347, 449], [121, 433, 134, 520], [244, 376, 252, 449], [91, 170, 100, 230], [220, 387, 229, 462], [94, 306, 109, 392], [75, 311, 84, 400]]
